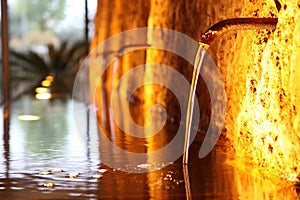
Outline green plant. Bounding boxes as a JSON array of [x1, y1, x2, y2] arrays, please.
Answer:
[[10, 40, 89, 97]]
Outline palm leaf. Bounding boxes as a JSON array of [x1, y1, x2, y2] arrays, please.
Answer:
[[63, 41, 88, 69], [10, 50, 49, 74], [7, 40, 89, 96]]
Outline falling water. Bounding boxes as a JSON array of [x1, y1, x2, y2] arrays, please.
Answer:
[[183, 46, 207, 164], [182, 18, 278, 165], [182, 45, 207, 200], [181, 19, 281, 197]]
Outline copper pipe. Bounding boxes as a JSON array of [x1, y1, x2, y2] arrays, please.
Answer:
[[183, 18, 278, 165], [199, 18, 278, 49]]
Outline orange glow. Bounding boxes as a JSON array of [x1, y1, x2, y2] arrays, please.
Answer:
[[35, 87, 49, 94], [45, 75, 54, 82], [41, 80, 51, 87], [233, 1, 300, 182], [18, 115, 40, 121], [36, 93, 52, 100]]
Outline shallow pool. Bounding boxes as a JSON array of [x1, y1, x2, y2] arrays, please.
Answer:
[[0, 96, 299, 199]]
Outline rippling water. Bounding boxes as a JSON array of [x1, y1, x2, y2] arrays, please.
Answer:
[[0, 96, 299, 199]]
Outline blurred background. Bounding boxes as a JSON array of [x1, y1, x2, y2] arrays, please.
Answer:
[[0, 0, 299, 199], [0, 0, 96, 102]]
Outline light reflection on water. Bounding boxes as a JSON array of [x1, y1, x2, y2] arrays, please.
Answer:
[[0, 96, 299, 199]]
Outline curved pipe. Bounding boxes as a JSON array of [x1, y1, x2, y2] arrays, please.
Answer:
[[182, 17, 279, 165], [199, 18, 278, 49], [92, 18, 279, 56]]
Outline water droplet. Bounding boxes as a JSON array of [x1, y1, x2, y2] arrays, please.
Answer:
[[43, 182, 55, 188]]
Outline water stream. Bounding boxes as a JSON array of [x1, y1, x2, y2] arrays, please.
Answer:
[[183, 45, 207, 165], [0, 93, 299, 199], [1, 25, 300, 197], [182, 45, 207, 200]]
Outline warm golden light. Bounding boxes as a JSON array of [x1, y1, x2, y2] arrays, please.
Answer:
[[233, 1, 300, 182], [88, 0, 299, 184], [35, 93, 52, 100], [17, 115, 40, 121], [35, 87, 49, 94], [41, 80, 51, 87], [43, 182, 55, 188], [45, 75, 54, 82]]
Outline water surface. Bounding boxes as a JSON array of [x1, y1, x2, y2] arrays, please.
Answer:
[[0, 96, 299, 199]]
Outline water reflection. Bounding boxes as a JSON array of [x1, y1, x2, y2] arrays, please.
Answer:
[[0, 96, 299, 199]]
